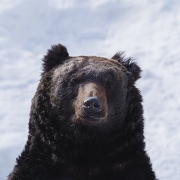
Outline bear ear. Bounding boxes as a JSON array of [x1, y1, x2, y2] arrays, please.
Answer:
[[42, 44, 69, 72], [112, 52, 141, 81]]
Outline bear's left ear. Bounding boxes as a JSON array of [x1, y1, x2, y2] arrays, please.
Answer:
[[112, 52, 141, 81], [42, 44, 69, 72]]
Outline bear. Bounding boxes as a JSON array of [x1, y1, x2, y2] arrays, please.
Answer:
[[8, 44, 157, 180]]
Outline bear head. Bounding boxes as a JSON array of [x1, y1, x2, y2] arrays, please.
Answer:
[[30, 44, 142, 146]]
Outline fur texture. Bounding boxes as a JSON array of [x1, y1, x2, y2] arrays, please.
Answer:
[[8, 44, 157, 180]]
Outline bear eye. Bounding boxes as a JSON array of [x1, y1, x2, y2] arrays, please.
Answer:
[[105, 81, 111, 88], [72, 78, 78, 84]]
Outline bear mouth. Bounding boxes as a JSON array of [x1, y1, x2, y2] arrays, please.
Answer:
[[84, 114, 101, 121], [77, 113, 106, 124]]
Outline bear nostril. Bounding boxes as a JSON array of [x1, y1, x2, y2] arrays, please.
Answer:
[[83, 101, 91, 108], [83, 97, 102, 113], [94, 102, 100, 108]]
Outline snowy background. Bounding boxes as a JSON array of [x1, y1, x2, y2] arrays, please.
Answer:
[[0, 0, 180, 179]]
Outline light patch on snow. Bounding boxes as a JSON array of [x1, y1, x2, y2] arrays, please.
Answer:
[[0, 0, 23, 14], [48, 0, 75, 9]]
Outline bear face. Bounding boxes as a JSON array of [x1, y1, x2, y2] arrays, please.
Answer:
[[8, 44, 156, 180], [49, 56, 131, 137]]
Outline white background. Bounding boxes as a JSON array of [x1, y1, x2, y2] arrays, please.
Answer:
[[0, 0, 180, 179]]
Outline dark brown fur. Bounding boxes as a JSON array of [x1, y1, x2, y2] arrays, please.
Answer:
[[8, 44, 157, 180]]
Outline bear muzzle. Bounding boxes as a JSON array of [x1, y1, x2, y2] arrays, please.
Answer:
[[74, 82, 108, 123]]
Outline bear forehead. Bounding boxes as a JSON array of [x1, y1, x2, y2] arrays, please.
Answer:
[[69, 56, 122, 66], [53, 56, 125, 80]]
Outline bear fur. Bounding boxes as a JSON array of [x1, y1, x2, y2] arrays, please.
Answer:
[[8, 44, 157, 180]]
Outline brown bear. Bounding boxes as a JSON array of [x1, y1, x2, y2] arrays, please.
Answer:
[[8, 44, 157, 180]]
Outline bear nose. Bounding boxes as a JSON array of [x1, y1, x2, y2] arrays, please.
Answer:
[[83, 97, 102, 114]]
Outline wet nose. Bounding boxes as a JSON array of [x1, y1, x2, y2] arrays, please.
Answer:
[[83, 97, 102, 114]]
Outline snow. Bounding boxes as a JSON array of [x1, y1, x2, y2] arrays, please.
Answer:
[[0, 0, 180, 179]]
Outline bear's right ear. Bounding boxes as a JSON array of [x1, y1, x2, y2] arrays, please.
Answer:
[[42, 44, 69, 72]]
